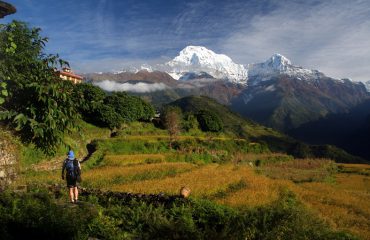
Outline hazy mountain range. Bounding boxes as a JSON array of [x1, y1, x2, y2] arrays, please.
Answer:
[[84, 46, 370, 159]]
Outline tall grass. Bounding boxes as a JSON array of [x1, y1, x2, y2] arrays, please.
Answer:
[[104, 154, 166, 166], [260, 159, 337, 183], [82, 162, 196, 189], [110, 164, 251, 197]]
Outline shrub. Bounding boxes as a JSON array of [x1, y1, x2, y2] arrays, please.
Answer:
[[0, 190, 97, 239], [73, 83, 106, 125], [93, 104, 121, 130], [244, 189, 360, 240], [0, 187, 359, 239], [104, 92, 155, 123], [196, 110, 223, 132]]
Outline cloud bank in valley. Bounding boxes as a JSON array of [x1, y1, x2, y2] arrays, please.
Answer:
[[93, 80, 168, 93]]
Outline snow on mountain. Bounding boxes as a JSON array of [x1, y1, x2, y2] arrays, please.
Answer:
[[365, 80, 370, 92], [165, 46, 247, 84], [247, 53, 322, 85], [104, 47, 365, 90], [140, 64, 153, 72], [113, 64, 154, 74]]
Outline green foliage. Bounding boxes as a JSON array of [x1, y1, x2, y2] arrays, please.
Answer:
[[0, 190, 97, 239], [118, 122, 167, 136], [0, 187, 359, 240], [244, 189, 359, 240], [197, 109, 223, 132], [93, 105, 121, 130], [169, 96, 366, 163], [104, 92, 155, 123], [73, 83, 105, 115], [73, 85, 155, 130], [73, 83, 121, 130], [0, 81, 7, 105], [0, 21, 80, 155], [182, 113, 200, 132]]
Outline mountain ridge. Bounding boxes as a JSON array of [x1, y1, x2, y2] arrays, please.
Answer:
[[84, 45, 369, 134]]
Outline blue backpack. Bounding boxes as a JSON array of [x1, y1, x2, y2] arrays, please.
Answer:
[[66, 159, 76, 179]]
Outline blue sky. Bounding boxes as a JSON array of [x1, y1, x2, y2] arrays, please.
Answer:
[[4, 0, 370, 81]]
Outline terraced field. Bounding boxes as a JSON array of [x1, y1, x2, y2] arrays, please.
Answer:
[[15, 125, 370, 239]]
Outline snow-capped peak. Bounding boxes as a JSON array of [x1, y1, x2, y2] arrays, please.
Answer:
[[168, 46, 232, 66], [248, 53, 293, 76], [265, 53, 292, 71], [247, 53, 320, 85], [166, 46, 247, 84]]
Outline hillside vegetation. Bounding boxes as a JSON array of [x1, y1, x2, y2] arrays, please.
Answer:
[[168, 96, 367, 163], [10, 122, 369, 239]]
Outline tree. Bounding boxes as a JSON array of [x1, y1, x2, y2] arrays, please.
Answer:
[[73, 82, 106, 124], [0, 21, 80, 155], [104, 92, 154, 123], [140, 100, 155, 122], [161, 106, 182, 148], [74, 83, 105, 112], [196, 110, 223, 132], [182, 113, 199, 132], [93, 105, 121, 130]]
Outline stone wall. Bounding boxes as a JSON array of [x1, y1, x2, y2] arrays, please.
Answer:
[[0, 134, 18, 191]]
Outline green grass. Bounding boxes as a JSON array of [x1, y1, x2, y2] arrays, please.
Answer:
[[17, 121, 111, 169], [117, 121, 167, 136]]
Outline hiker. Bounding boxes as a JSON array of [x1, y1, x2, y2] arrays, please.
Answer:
[[62, 150, 81, 203]]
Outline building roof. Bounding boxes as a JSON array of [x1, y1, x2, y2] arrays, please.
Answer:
[[0, 1, 16, 18], [58, 70, 84, 80]]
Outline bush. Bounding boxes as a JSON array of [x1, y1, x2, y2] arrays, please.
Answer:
[[244, 189, 360, 240], [0, 190, 97, 239], [197, 110, 223, 132], [104, 92, 155, 123], [0, 188, 359, 240], [73, 83, 106, 119], [92, 104, 121, 130]]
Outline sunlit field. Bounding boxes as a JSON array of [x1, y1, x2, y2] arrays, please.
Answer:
[[16, 131, 370, 239]]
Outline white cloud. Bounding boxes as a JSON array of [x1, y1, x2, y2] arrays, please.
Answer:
[[221, 0, 370, 81], [93, 80, 169, 93]]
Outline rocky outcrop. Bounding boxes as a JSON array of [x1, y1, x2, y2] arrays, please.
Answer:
[[0, 133, 18, 191]]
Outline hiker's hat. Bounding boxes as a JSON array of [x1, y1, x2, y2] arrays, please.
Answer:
[[67, 150, 74, 160]]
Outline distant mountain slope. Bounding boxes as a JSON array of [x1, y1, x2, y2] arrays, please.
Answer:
[[168, 96, 368, 163], [232, 55, 369, 131], [289, 99, 370, 160]]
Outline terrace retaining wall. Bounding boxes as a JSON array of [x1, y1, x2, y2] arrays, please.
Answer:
[[0, 134, 18, 191]]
